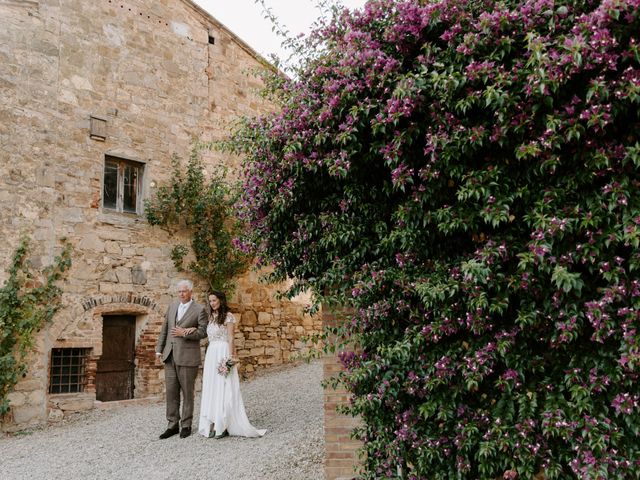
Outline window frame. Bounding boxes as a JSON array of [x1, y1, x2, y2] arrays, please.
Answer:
[[49, 348, 90, 395], [102, 155, 145, 215]]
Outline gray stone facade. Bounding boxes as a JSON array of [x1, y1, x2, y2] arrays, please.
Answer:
[[0, 0, 320, 431]]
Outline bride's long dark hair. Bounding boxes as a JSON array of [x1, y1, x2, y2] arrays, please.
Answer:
[[206, 290, 229, 325]]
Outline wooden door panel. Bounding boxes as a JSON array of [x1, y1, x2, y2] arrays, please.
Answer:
[[96, 315, 135, 402], [96, 371, 132, 401]]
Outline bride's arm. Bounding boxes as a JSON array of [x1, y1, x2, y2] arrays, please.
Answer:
[[226, 319, 236, 360]]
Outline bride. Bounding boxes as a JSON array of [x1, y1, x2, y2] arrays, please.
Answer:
[[197, 290, 266, 438]]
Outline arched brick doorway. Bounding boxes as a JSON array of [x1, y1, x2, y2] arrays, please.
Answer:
[[89, 301, 164, 401]]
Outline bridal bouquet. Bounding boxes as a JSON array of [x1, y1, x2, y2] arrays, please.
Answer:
[[217, 357, 237, 377]]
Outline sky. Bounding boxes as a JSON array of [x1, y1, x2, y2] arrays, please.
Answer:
[[192, 0, 368, 63]]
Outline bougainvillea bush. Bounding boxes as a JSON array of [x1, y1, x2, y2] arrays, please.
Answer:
[[228, 0, 640, 478]]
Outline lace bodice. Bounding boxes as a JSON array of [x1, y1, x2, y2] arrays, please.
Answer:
[[207, 312, 236, 342]]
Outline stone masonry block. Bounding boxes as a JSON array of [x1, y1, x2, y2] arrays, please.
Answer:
[[257, 312, 272, 325]]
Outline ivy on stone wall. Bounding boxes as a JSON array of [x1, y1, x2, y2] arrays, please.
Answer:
[[0, 237, 72, 415], [144, 145, 252, 294]]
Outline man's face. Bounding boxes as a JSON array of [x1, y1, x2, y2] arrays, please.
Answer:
[[178, 285, 192, 304]]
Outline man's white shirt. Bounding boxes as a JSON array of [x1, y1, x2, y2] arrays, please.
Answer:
[[177, 300, 192, 322]]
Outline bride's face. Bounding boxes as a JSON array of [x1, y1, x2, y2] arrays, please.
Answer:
[[209, 295, 221, 311]]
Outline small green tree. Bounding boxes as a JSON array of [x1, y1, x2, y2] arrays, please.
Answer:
[[0, 238, 72, 415], [144, 145, 252, 294]]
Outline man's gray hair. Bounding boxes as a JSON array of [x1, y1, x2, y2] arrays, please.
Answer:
[[177, 279, 193, 291]]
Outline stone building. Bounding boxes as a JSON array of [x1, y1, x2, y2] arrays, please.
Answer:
[[0, 0, 321, 431]]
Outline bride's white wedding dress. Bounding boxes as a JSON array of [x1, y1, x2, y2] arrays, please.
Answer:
[[198, 312, 266, 438]]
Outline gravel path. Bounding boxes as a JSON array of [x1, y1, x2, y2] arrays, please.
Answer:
[[0, 361, 324, 480]]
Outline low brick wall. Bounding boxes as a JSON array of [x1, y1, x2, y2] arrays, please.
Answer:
[[323, 307, 362, 480]]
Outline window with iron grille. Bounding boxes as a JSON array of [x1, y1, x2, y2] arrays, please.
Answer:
[[49, 348, 89, 394], [103, 155, 144, 214]]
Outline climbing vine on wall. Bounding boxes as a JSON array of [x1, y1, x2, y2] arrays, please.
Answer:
[[144, 145, 252, 294], [0, 237, 72, 415]]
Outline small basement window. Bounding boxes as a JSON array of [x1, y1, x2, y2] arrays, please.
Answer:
[[49, 348, 90, 394]]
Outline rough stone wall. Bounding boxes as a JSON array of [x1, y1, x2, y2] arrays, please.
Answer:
[[230, 270, 322, 376], [0, 0, 319, 431]]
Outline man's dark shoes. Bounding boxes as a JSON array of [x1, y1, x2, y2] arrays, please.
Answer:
[[180, 427, 192, 438], [159, 427, 179, 439], [214, 430, 228, 439]]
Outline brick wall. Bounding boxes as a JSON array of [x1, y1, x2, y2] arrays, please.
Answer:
[[323, 307, 362, 480]]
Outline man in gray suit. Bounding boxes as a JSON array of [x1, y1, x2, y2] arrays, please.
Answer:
[[156, 279, 207, 439]]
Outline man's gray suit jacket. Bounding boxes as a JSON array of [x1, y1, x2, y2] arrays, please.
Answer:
[[156, 301, 207, 366]]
